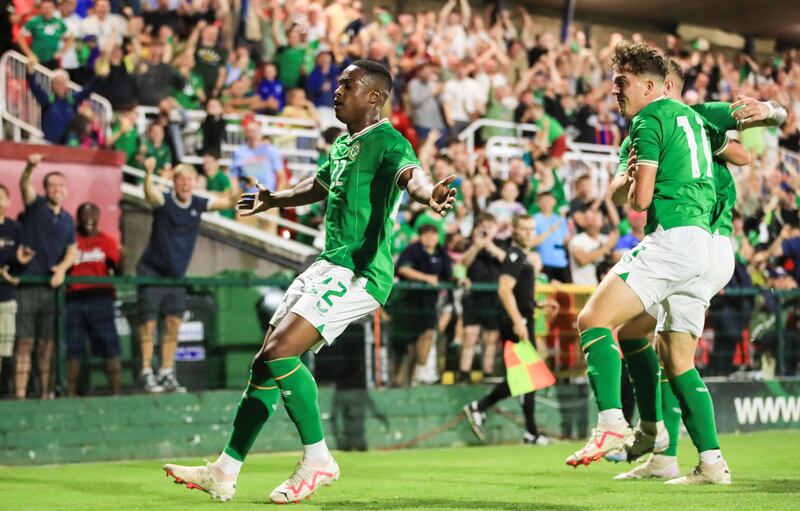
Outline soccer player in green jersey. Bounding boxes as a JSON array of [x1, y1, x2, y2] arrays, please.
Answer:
[[609, 61, 786, 483], [565, 40, 744, 470], [163, 60, 457, 504]]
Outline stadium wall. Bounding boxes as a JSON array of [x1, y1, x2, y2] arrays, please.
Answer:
[[1, 381, 798, 466]]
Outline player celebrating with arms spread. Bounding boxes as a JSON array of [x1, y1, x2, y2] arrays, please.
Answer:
[[163, 60, 456, 504], [565, 41, 733, 469]]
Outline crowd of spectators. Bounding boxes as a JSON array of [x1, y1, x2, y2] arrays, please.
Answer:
[[2, 0, 800, 388]]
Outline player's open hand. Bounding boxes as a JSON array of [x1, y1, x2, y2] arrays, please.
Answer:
[[237, 182, 273, 216], [430, 174, 457, 217], [731, 95, 769, 125]]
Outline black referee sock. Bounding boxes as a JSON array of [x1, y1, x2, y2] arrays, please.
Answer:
[[477, 379, 512, 411]]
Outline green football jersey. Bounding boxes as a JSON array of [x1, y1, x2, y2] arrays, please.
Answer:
[[690, 102, 738, 236], [629, 97, 729, 235], [23, 16, 67, 62], [618, 101, 739, 235], [315, 118, 421, 305]]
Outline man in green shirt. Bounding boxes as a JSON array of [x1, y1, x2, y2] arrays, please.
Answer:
[[19, 0, 70, 69], [143, 123, 173, 175], [108, 110, 141, 169], [163, 60, 456, 505], [276, 27, 308, 89], [609, 61, 786, 483], [203, 154, 236, 220], [189, 22, 227, 100]]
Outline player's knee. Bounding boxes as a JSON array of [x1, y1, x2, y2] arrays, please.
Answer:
[[618, 322, 648, 341], [577, 308, 601, 333], [263, 331, 294, 360]]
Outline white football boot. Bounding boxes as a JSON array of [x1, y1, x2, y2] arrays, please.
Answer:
[[163, 461, 236, 501], [665, 459, 731, 485], [566, 419, 634, 467], [270, 456, 340, 503], [614, 454, 680, 480]]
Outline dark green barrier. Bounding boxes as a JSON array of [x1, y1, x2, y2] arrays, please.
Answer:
[[706, 379, 800, 432], [0, 379, 797, 466]]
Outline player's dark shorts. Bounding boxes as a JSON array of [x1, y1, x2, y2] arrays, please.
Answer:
[[16, 285, 57, 340], [137, 263, 186, 321], [462, 289, 501, 330], [66, 294, 121, 359], [499, 314, 535, 344]]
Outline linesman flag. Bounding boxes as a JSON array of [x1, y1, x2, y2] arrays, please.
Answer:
[[504, 339, 556, 397]]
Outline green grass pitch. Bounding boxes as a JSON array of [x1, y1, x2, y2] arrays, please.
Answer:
[[4, 431, 798, 510]]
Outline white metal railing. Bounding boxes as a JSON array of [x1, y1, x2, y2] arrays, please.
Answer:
[[0, 50, 113, 142], [484, 136, 526, 179], [562, 147, 619, 199], [135, 106, 321, 181], [458, 119, 539, 156], [466, 116, 619, 200]]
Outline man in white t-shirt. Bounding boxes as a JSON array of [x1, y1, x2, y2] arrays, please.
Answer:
[[81, 0, 128, 48], [442, 58, 485, 137], [56, 0, 83, 72], [568, 210, 618, 286]]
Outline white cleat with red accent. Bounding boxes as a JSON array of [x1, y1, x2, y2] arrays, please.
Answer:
[[270, 457, 340, 504], [665, 459, 731, 485], [566, 420, 635, 467], [163, 461, 236, 502]]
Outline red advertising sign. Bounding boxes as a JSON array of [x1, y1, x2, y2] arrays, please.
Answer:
[[0, 141, 124, 243]]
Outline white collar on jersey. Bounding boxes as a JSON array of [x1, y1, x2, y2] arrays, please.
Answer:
[[349, 118, 390, 141], [171, 190, 193, 209]]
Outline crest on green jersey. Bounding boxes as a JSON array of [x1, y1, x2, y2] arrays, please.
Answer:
[[348, 141, 361, 160]]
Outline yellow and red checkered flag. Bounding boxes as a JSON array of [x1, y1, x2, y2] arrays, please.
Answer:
[[503, 339, 556, 397]]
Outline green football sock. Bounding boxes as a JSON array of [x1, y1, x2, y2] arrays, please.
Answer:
[[669, 369, 720, 453], [580, 327, 622, 411], [223, 359, 280, 461], [661, 375, 682, 457], [619, 338, 662, 422], [268, 356, 325, 445]]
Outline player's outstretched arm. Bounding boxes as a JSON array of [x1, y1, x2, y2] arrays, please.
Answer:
[[399, 168, 457, 217], [237, 176, 327, 216]]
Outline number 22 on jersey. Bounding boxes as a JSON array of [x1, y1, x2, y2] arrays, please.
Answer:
[[676, 115, 713, 179], [331, 160, 347, 187]]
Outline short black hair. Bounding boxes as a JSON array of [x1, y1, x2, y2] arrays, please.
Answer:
[[351, 59, 393, 95], [43, 171, 66, 188], [78, 202, 99, 215], [418, 223, 438, 236]]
